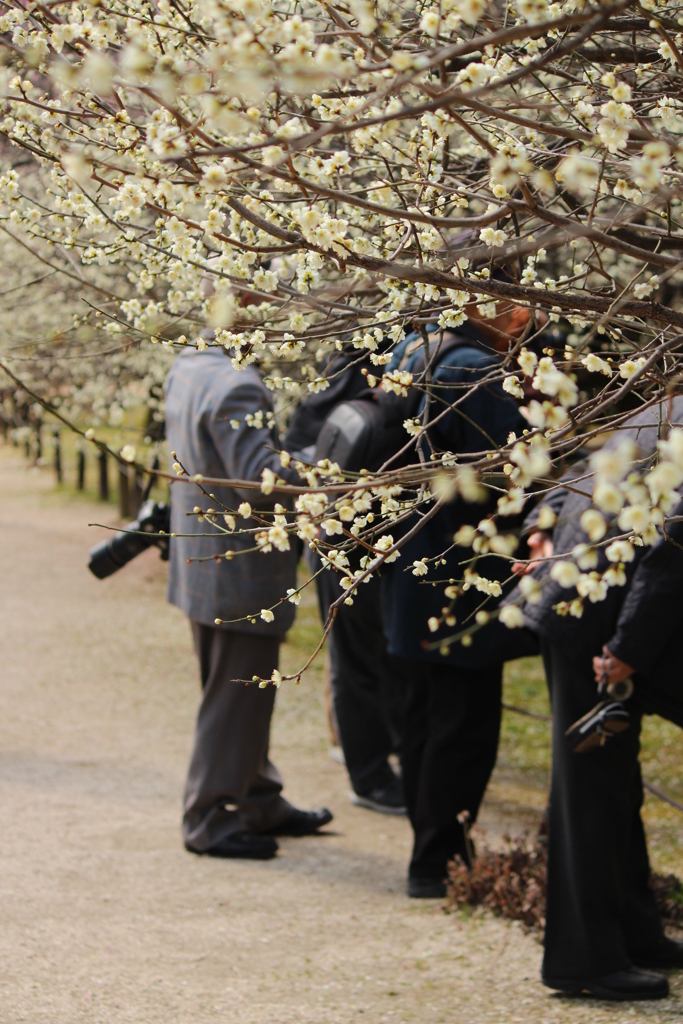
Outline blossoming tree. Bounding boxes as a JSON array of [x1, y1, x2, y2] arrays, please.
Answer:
[[2, 0, 683, 678]]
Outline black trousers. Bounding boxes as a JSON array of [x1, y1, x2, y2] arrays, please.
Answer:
[[315, 567, 403, 795], [542, 641, 664, 981], [398, 658, 502, 881]]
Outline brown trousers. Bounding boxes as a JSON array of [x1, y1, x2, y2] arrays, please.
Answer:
[[182, 622, 293, 852]]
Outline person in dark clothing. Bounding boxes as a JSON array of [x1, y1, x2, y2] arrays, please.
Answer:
[[313, 558, 405, 809], [285, 349, 406, 813], [513, 400, 683, 1000], [382, 303, 536, 898]]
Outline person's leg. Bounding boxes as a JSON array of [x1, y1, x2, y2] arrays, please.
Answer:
[[399, 659, 430, 837], [182, 623, 292, 852], [404, 661, 502, 882], [316, 569, 397, 795], [622, 760, 664, 956], [542, 642, 663, 981]]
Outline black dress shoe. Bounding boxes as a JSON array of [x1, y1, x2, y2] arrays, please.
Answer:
[[187, 831, 278, 860], [350, 776, 406, 815], [266, 807, 333, 837], [407, 877, 447, 899], [543, 966, 669, 1001], [631, 937, 683, 970]]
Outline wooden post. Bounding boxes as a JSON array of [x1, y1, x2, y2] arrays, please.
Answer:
[[118, 463, 130, 518], [98, 450, 109, 501], [130, 469, 144, 518], [77, 448, 86, 490], [53, 428, 62, 483]]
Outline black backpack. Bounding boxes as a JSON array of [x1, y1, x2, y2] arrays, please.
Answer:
[[314, 331, 481, 473]]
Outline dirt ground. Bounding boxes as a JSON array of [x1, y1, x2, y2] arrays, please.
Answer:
[[0, 447, 681, 1024]]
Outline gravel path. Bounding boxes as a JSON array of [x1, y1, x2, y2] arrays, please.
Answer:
[[0, 448, 681, 1024]]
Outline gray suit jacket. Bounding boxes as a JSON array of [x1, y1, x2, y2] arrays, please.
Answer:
[[165, 349, 297, 635]]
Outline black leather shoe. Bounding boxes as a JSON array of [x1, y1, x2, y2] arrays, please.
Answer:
[[631, 937, 683, 970], [187, 831, 278, 860], [407, 877, 447, 899], [543, 967, 669, 1000], [266, 807, 333, 837], [350, 776, 406, 815]]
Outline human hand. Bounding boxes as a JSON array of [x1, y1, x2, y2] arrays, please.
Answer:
[[593, 646, 634, 686], [513, 531, 554, 575]]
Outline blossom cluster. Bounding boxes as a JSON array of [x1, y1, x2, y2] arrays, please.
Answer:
[[2, 0, 683, 670]]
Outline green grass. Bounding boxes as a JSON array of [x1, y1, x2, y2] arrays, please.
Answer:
[[500, 657, 551, 779], [16, 414, 170, 512], [275, 570, 328, 754]]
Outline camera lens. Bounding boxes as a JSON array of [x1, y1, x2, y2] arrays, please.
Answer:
[[88, 524, 153, 578]]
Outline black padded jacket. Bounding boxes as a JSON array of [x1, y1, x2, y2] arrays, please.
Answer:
[[514, 399, 683, 657]]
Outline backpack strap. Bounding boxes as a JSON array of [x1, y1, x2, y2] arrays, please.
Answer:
[[397, 327, 491, 375]]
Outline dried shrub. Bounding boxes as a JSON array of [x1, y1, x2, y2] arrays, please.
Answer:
[[447, 838, 683, 933], [447, 836, 547, 931], [650, 873, 683, 929]]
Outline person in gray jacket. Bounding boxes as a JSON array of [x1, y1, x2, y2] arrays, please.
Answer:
[[165, 347, 332, 860], [513, 399, 683, 1000]]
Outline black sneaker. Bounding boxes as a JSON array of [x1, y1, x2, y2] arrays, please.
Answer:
[[407, 877, 447, 899], [350, 776, 406, 815]]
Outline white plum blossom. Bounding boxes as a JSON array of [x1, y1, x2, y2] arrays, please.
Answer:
[[580, 509, 607, 542], [532, 359, 579, 407], [605, 540, 635, 563], [576, 572, 608, 604], [619, 358, 647, 380], [517, 349, 538, 377], [581, 353, 612, 376], [374, 534, 400, 563], [0, 0, 680, 658], [618, 504, 655, 536], [550, 560, 580, 588], [536, 505, 557, 530], [646, 462, 683, 504], [479, 227, 507, 247], [519, 576, 542, 603], [593, 481, 625, 514], [503, 375, 524, 399], [499, 605, 525, 628], [591, 441, 637, 483], [659, 430, 683, 471]]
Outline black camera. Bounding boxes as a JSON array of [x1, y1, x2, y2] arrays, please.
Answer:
[[88, 499, 171, 579]]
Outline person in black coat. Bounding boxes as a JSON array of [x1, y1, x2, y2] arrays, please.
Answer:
[[382, 307, 537, 898], [514, 399, 683, 1001], [285, 348, 406, 813]]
